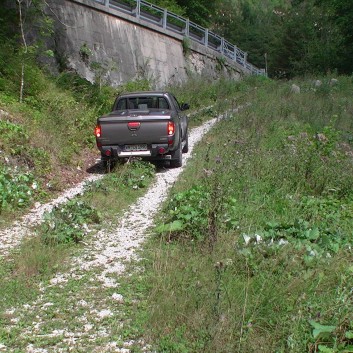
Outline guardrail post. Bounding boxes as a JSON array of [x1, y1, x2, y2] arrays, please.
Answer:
[[204, 28, 208, 47], [244, 52, 248, 67], [185, 19, 189, 37], [136, 0, 140, 19], [221, 37, 224, 54], [104, 0, 109, 6], [163, 9, 167, 29], [233, 45, 237, 62]]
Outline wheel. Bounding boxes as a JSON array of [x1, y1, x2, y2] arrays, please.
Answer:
[[182, 132, 189, 153], [170, 142, 183, 168]]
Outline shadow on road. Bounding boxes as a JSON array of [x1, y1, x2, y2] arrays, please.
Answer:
[[86, 161, 105, 175]]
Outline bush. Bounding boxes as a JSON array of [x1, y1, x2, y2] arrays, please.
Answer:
[[0, 166, 38, 213], [39, 199, 100, 245]]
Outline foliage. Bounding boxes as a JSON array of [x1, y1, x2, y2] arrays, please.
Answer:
[[136, 76, 353, 352], [55, 71, 116, 116], [150, 0, 185, 15], [0, 166, 38, 213], [156, 185, 210, 240], [118, 160, 156, 189], [308, 320, 353, 352], [79, 43, 92, 64], [39, 199, 100, 245], [116, 78, 152, 95], [87, 160, 156, 193], [208, 0, 352, 77], [156, 184, 238, 241], [182, 37, 191, 56], [0, 120, 29, 149], [175, 0, 216, 27], [279, 1, 343, 76]]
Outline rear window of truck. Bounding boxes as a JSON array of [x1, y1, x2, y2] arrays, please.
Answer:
[[115, 97, 170, 110]]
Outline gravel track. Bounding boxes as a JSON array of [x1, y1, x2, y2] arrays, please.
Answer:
[[0, 116, 221, 352], [74, 117, 219, 286], [0, 116, 220, 258]]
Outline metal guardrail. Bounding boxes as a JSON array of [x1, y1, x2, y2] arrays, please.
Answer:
[[91, 0, 266, 75]]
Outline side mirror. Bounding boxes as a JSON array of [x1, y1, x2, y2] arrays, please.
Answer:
[[180, 103, 190, 111]]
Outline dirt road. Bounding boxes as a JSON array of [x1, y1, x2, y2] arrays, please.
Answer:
[[0, 117, 220, 352]]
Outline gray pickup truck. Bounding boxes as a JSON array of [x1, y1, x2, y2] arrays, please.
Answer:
[[94, 91, 189, 170]]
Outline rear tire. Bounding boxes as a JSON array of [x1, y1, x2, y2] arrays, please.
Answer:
[[170, 142, 183, 168], [182, 132, 189, 153]]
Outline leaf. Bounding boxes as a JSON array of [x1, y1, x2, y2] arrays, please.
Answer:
[[265, 221, 279, 229], [306, 228, 320, 240], [345, 331, 353, 339], [318, 345, 335, 353], [155, 220, 185, 234], [44, 49, 54, 57], [309, 320, 336, 339]]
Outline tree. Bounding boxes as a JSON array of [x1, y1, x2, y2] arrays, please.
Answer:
[[175, 0, 217, 27], [279, 0, 343, 76], [211, 0, 285, 74], [14, 0, 53, 102], [318, 0, 353, 73]]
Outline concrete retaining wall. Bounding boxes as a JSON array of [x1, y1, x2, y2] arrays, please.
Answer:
[[46, 0, 244, 88]]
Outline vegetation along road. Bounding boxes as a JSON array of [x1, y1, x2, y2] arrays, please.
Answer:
[[1, 76, 353, 352], [2, 0, 353, 351], [0, 111, 231, 352]]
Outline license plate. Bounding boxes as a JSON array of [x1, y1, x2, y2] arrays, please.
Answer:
[[124, 144, 148, 152]]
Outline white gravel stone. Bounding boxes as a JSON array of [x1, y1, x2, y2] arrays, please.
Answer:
[[97, 309, 113, 319], [112, 293, 124, 303]]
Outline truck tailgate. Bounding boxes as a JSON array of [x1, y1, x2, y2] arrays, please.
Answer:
[[98, 112, 171, 145]]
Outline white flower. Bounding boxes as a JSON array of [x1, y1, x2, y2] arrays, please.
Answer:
[[243, 234, 251, 245]]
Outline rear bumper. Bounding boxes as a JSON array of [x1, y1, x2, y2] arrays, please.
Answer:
[[99, 144, 172, 160]]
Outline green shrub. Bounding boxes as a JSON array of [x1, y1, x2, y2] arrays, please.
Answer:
[[39, 199, 100, 245], [156, 185, 211, 240], [0, 167, 38, 213], [0, 120, 29, 148]]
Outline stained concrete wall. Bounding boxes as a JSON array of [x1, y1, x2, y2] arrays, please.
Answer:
[[46, 0, 244, 88]]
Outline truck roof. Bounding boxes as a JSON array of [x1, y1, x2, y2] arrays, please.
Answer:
[[118, 91, 170, 98]]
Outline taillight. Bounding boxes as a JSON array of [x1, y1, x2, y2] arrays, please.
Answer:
[[167, 121, 175, 136], [128, 122, 140, 130], [95, 125, 101, 138]]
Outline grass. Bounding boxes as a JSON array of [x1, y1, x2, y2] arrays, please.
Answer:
[[0, 74, 250, 351], [0, 47, 243, 225], [126, 75, 353, 353], [3, 70, 352, 352], [0, 161, 157, 351]]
